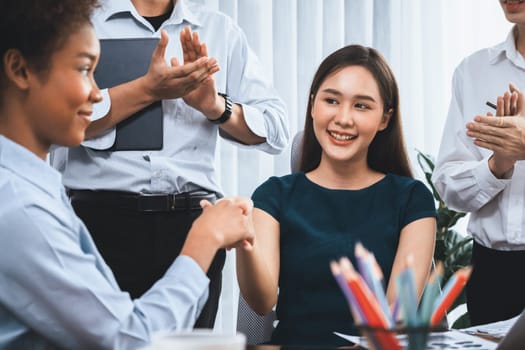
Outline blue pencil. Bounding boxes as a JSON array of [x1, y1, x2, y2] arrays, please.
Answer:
[[419, 262, 443, 324], [396, 255, 420, 327], [355, 243, 375, 289], [391, 296, 401, 323], [355, 244, 393, 327]]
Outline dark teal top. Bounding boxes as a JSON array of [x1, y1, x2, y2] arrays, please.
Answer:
[[252, 172, 436, 346]]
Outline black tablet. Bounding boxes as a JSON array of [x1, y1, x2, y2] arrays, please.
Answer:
[[95, 38, 163, 151]]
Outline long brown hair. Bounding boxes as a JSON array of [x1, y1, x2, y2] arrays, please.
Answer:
[[299, 45, 413, 178]]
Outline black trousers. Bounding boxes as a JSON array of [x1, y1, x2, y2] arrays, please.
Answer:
[[467, 241, 525, 326], [71, 195, 225, 328]]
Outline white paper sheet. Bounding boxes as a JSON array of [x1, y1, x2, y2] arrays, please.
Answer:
[[460, 314, 520, 340], [334, 329, 498, 349]]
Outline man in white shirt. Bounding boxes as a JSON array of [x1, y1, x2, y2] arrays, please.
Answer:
[[432, 0, 525, 326], [52, 0, 289, 328]]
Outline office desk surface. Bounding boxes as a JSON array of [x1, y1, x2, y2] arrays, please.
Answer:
[[245, 331, 499, 350], [246, 345, 360, 350]]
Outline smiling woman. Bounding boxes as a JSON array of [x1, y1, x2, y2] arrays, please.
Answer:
[[200, 0, 513, 335], [0, 0, 102, 158], [311, 65, 390, 169], [26, 25, 102, 150], [0, 1, 257, 349], [235, 45, 437, 347]]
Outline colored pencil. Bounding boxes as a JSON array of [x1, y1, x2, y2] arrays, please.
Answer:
[[355, 243, 375, 289], [340, 258, 402, 350], [430, 266, 472, 326], [330, 261, 364, 324], [391, 296, 401, 324], [355, 243, 393, 327], [396, 255, 419, 327], [419, 262, 443, 324]]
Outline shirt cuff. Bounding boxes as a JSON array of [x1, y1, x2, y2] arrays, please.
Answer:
[[81, 89, 116, 150], [166, 255, 209, 289], [239, 103, 267, 138], [472, 156, 509, 200], [221, 103, 287, 154]]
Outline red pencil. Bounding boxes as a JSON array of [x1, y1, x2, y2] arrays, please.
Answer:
[[340, 258, 402, 350], [430, 266, 472, 326]]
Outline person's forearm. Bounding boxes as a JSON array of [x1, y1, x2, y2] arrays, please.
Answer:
[[488, 154, 515, 179], [180, 228, 222, 273], [236, 248, 278, 315], [85, 77, 156, 139], [198, 92, 266, 145], [432, 158, 506, 213], [385, 217, 436, 306], [219, 104, 265, 145]]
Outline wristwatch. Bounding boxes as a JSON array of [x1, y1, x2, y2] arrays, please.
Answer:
[[208, 92, 232, 124]]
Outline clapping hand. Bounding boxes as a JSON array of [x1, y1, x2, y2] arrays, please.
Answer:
[[141, 29, 219, 101], [180, 26, 224, 119], [466, 83, 525, 177]]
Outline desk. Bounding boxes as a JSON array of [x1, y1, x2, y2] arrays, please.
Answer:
[[245, 331, 499, 350], [247, 346, 359, 350]]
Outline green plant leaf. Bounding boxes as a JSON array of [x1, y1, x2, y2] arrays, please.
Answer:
[[415, 149, 472, 328], [416, 151, 443, 203]]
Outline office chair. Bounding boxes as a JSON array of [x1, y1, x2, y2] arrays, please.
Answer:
[[236, 293, 276, 345], [290, 130, 304, 173]]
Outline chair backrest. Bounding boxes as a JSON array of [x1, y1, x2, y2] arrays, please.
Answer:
[[290, 130, 304, 173], [236, 293, 276, 345]]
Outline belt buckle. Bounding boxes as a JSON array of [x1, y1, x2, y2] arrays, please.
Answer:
[[173, 192, 193, 211], [137, 193, 172, 212]]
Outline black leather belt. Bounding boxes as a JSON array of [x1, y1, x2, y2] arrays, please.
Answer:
[[67, 189, 216, 212]]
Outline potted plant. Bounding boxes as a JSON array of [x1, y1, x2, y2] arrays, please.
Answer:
[[416, 150, 472, 328]]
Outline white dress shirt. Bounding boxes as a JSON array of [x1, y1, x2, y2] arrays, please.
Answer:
[[432, 27, 525, 250], [0, 135, 210, 349], [53, 0, 289, 195]]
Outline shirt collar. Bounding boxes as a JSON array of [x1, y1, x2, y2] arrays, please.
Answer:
[[98, 0, 135, 21], [0, 135, 63, 200], [488, 26, 525, 69], [170, 0, 202, 27], [99, 0, 201, 27]]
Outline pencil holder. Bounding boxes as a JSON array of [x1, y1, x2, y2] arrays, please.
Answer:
[[357, 325, 446, 350]]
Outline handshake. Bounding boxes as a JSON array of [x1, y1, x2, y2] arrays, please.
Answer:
[[180, 196, 255, 272]]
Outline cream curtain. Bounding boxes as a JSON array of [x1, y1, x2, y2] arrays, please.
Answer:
[[193, 0, 512, 332]]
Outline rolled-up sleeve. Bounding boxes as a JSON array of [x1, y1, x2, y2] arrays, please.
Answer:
[[223, 25, 289, 154], [431, 66, 508, 212]]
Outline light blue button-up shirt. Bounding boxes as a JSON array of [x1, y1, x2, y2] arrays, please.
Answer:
[[0, 135, 209, 349], [52, 0, 289, 195]]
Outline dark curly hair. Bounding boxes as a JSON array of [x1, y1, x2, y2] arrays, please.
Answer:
[[0, 0, 100, 81]]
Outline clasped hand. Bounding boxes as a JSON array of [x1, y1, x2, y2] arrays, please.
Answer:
[[200, 197, 255, 251], [466, 83, 525, 176]]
